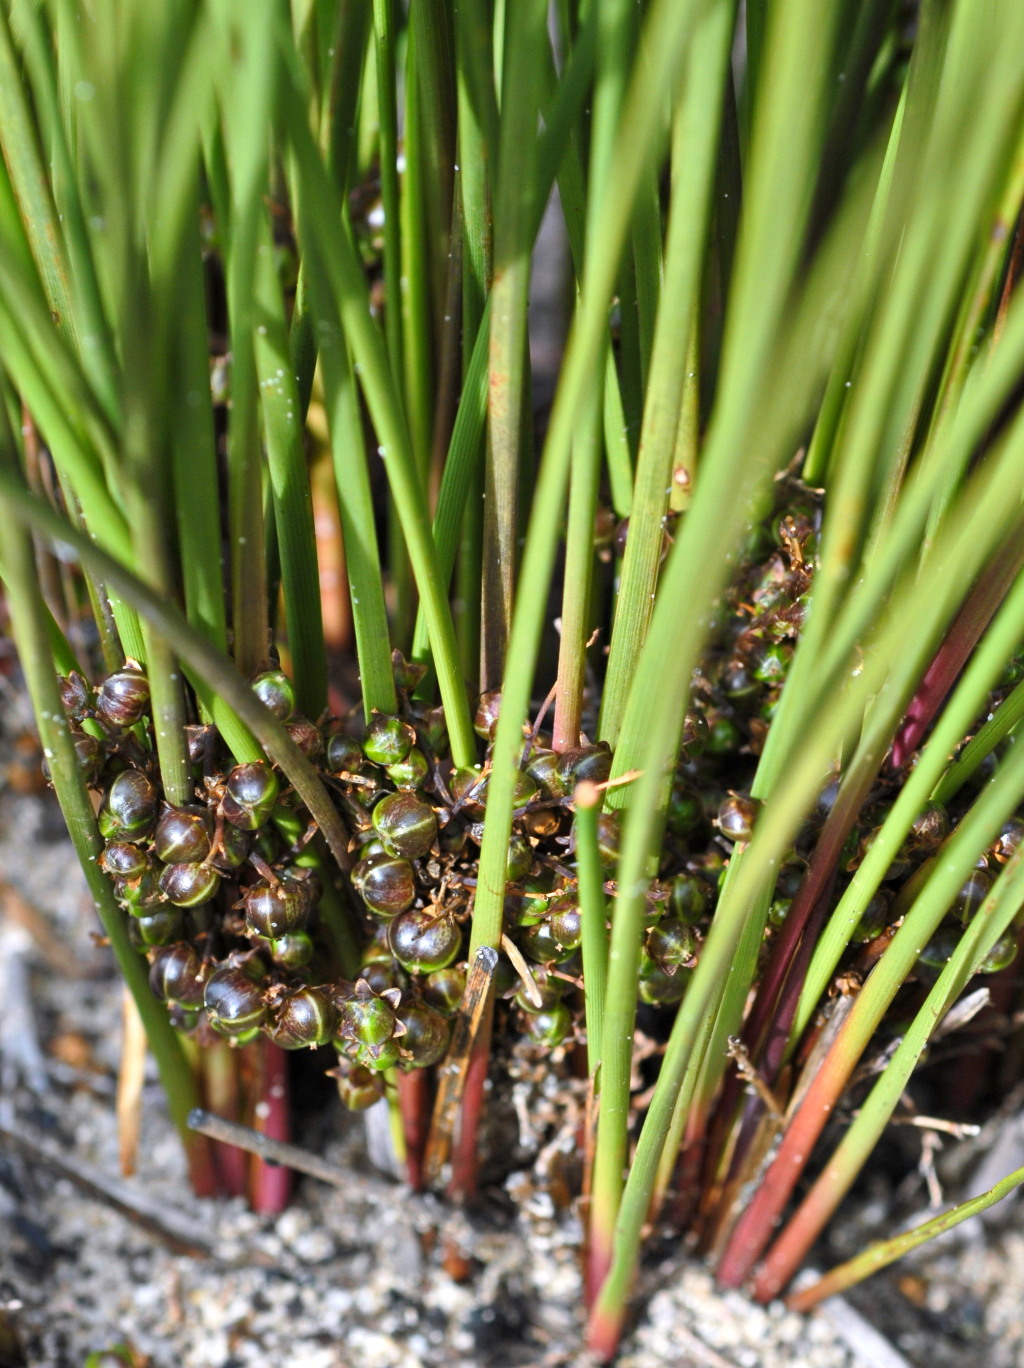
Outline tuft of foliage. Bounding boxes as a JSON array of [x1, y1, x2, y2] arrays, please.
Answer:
[[4, 0, 1024, 1358]]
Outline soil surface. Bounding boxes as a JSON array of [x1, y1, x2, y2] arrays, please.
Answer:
[[1, 756, 1023, 1368]]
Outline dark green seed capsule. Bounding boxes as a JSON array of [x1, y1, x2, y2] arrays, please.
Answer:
[[336, 983, 399, 1050], [130, 906, 186, 947], [513, 970, 564, 1014], [153, 804, 213, 864], [388, 909, 461, 973], [417, 706, 448, 755], [270, 986, 337, 1049], [363, 713, 416, 766], [359, 958, 406, 995], [473, 690, 502, 740], [243, 880, 311, 937], [100, 841, 149, 880], [918, 927, 961, 972], [752, 642, 790, 687], [354, 1037, 403, 1071], [422, 964, 467, 1016], [525, 748, 564, 799], [372, 790, 438, 858], [149, 942, 208, 1005], [991, 819, 1024, 864], [548, 896, 583, 952], [95, 667, 150, 727], [851, 891, 890, 943], [116, 866, 164, 914], [221, 761, 280, 830], [386, 748, 430, 790], [55, 731, 105, 787], [705, 713, 743, 756], [670, 874, 709, 925], [556, 744, 612, 790], [251, 669, 295, 720], [98, 769, 158, 841], [908, 803, 949, 851], [510, 871, 556, 927], [325, 731, 365, 774], [209, 822, 253, 871], [204, 965, 268, 1036], [645, 917, 696, 970], [159, 862, 221, 908], [506, 833, 534, 883], [285, 716, 323, 761], [978, 932, 1018, 974], [596, 811, 621, 867], [954, 869, 992, 923], [521, 1003, 572, 1048], [520, 919, 578, 965], [391, 649, 427, 693], [352, 851, 417, 918], [450, 767, 487, 814], [59, 671, 93, 721], [395, 1001, 450, 1066], [265, 931, 315, 970], [333, 1061, 385, 1111], [717, 794, 759, 843], [638, 960, 690, 1005]]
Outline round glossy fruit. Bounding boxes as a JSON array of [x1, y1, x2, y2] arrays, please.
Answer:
[[353, 852, 417, 918], [115, 866, 164, 914], [474, 690, 502, 740], [333, 1061, 384, 1111], [100, 841, 149, 880], [979, 933, 1018, 974], [270, 986, 337, 1048], [209, 823, 252, 871], [129, 907, 186, 947], [396, 1001, 450, 1066], [325, 731, 365, 775], [521, 1003, 572, 1048], [954, 869, 992, 923], [506, 833, 534, 883], [251, 669, 295, 720], [221, 761, 279, 830], [153, 804, 213, 864], [98, 769, 158, 840], [387, 748, 430, 790], [243, 880, 311, 937], [646, 917, 696, 970], [95, 668, 150, 727], [547, 897, 583, 952], [372, 791, 437, 859], [638, 961, 689, 1005], [717, 794, 759, 843], [336, 985, 399, 1051], [265, 931, 315, 970], [556, 744, 612, 790], [670, 874, 709, 924], [159, 862, 221, 908], [285, 716, 324, 761], [204, 965, 268, 1036], [362, 713, 416, 766], [388, 909, 461, 973], [149, 942, 208, 1006], [520, 919, 578, 965], [852, 891, 890, 943], [59, 672, 92, 721], [422, 965, 467, 1016]]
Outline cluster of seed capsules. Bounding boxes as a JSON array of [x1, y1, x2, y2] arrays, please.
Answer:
[[58, 484, 1019, 1116]]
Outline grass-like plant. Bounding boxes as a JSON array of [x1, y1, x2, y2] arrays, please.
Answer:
[[4, 0, 1024, 1359]]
